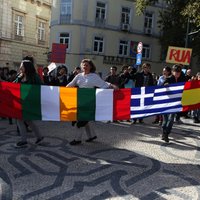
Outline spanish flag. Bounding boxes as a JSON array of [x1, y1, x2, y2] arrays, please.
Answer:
[[181, 80, 200, 112]]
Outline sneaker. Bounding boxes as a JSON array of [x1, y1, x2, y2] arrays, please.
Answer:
[[15, 141, 28, 148], [69, 140, 81, 145], [35, 137, 44, 144], [86, 136, 97, 142]]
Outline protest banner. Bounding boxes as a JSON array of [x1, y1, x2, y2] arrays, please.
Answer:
[[166, 46, 192, 65], [51, 43, 67, 63]]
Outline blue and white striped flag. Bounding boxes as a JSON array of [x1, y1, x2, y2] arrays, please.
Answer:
[[130, 82, 185, 119]]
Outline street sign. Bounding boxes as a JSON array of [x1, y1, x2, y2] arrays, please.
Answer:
[[136, 53, 142, 65], [137, 42, 143, 54]]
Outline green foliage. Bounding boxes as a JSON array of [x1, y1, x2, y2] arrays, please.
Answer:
[[182, 0, 200, 27], [158, 0, 189, 58], [134, 0, 157, 15], [134, 0, 200, 60]]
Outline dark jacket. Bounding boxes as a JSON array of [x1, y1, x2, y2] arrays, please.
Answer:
[[134, 71, 154, 87], [15, 73, 42, 85], [164, 72, 186, 84], [105, 74, 122, 88], [119, 72, 132, 88]]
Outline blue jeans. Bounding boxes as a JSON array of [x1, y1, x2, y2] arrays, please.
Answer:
[[162, 114, 175, 135]]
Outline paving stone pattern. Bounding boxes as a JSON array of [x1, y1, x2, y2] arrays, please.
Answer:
[[0, 118, 200, 200]]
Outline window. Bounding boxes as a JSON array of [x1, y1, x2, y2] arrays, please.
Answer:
[[96, 2, 106, 20], [14, 15, 24, 37], [60, 0, 72, 24], [119, 40, 129, 56], [38, 21, 45, 41], [59, 33, 70, 49], [121, 7, 130, 24], [142, 44, 151, 59], [144, 12, 153, 29], [93, 36, 104, 53]]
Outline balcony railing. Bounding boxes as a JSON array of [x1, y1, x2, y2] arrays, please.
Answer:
[[95, 18, 106, 27], [60, 14, 71, 24]]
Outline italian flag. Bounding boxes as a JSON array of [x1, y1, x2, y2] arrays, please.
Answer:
[[0, 82, 130, 121]]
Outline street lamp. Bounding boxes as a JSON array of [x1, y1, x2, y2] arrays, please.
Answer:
[[188, 29, 200, 36], [185, 18, 199, 48], [185, 18, 190, 48]]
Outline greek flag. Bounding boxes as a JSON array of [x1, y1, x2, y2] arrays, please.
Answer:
[[130, 82, 185, 119]]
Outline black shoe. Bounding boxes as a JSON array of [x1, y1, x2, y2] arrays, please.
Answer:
[[164, 135, 169, 143], [26, 126, 32, 132], [132, 120, 137, 124], [139, 120, 144, 124], [70, 140, 81, 145], [152, 120, 159, 124], [15, 141, 28, 148], [161, 130, 169, 143], [86, 136, 97, 142], [184, 115, 190, 119], [35, 137, 44, 144], [71, 121, 76, 126], [193, 117, 200, 123], [161, 133, 165, 140], [158, 121, 163, 126]]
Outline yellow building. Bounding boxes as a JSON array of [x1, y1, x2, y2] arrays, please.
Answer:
[[0, 0, 52, 70], [50, 0, 168, 76]]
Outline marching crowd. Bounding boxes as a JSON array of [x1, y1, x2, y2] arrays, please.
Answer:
[[0, 57, 200, 147]]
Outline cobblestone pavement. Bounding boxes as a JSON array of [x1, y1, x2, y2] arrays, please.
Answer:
[[0, 117, 200, 200]]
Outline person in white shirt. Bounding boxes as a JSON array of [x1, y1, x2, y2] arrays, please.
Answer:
[[66, 59, 117, 145]]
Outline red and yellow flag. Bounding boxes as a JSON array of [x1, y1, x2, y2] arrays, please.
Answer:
[[182, 80, 200, 111]]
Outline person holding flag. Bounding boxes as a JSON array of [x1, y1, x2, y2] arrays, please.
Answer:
[[162, 64, 186, 143], [66, 59, 118, 145], [14, 60, 44, 148]]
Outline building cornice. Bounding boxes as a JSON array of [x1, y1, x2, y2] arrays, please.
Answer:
[[51, 22, 160, 39], [36, 15, 49, 21], [24, 0, 52, 8], [0, 38, 49, 49], [12, 7, 27, 14]]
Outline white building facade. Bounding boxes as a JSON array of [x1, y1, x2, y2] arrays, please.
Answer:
[[50, 0, 167, 76], [0, 0, 52, 70]]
